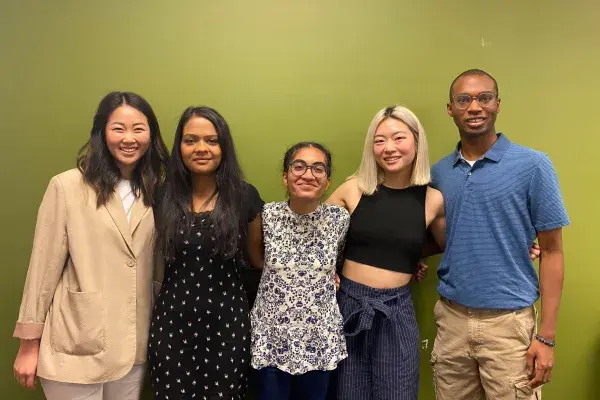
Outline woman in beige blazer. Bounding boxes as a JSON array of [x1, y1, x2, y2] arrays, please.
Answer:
[[12, 91, 169, 400]]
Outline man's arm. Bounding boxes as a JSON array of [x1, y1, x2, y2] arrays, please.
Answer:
[[537, 227, 565, 341], [527, 227, 565, 388], [422, 227, 444, 258]]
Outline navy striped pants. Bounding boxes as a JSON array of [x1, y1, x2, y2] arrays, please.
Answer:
[[335, 275, 420, 400]]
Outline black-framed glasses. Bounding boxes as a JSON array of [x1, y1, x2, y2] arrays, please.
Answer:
[[288, 160, 329, 179], [451, 91, 498, 109]]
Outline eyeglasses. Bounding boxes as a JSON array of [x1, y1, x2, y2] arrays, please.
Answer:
[[451, 91, 498, 109], [288, 160, 329, 179]]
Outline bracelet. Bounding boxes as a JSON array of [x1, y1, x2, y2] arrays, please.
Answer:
[[534, 334, 556, 347]]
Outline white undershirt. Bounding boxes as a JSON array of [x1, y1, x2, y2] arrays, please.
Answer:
[[460, 150, 478, 167], [117, 180, 135, 222]]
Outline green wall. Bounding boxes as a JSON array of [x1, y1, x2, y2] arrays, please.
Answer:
[[1, 1, 598, 398]]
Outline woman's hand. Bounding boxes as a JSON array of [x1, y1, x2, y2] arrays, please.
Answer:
[[530, 242, 541, 261], [412, 260, 429, 282], [13, 339, 39, 389]]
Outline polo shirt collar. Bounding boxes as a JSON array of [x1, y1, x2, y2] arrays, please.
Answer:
[[452, 133, 511, 166]]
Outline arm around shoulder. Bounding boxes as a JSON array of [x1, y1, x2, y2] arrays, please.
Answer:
[[424, 187, 446, 256], [325, 178, 359, 210]]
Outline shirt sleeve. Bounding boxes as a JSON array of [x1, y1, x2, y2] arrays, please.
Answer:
[[528, 154, 570, 232], [14, 176, 69, 339]]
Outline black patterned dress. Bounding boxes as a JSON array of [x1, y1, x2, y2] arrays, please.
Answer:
[[149, 184, 263, 400]]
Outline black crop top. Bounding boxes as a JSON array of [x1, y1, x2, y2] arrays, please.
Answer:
[[344, 184, 427, 274]]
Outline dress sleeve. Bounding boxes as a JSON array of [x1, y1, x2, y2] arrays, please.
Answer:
[[245, 183, 264, 223]]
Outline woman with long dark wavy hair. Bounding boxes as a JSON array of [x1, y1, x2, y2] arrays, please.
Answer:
[[148, 106, 264, 400], [12, 91, 169, 399]]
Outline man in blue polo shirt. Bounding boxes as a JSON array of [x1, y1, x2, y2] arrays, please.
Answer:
[[429, 69, 569, 399]]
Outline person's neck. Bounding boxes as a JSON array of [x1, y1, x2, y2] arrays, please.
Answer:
[[459, 130, 498, 161], [119, 164, 134, 180], [191, 174, 217, 211], [288, 197, 319, 214], [382, 168, 411, 189]]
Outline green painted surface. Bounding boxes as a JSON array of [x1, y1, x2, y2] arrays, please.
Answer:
[[1, 1, 598, 398]]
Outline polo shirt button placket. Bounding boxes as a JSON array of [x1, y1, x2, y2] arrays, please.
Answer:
[[465, 169, 475, 192]]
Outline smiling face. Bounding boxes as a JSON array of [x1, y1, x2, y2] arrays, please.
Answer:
[[283, 146, 331, 202], [448, 74, 501, 138], [180, 116, 223, 176], [373, 117, 416, 175], [104, 105, 151, 176]]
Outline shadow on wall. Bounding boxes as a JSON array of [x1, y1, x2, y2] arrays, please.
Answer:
[[412, 254, 442, 338], [593, 335, 600, 395], [411, 254, 442, 400]]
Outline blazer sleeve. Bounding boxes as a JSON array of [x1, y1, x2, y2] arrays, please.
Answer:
[[13, 176, 69, 339]]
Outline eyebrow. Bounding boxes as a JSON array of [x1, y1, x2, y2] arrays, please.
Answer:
[[455, 91, 494, 95], [292, 159, 326, 165], [109, 122, 148, 128], [182, 133, 218, 138], [374, 130, 410, 137]]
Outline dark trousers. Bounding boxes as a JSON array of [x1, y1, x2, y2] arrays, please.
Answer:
[[258, 367, 331, 400], [335, 275, 420, 400]]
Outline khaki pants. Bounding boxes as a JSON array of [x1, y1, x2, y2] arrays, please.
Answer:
[[40, 364, 146, 400], [430, 298, 542, 400]]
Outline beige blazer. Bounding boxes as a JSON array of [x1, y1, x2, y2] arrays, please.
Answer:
[[13, 169, 164, 384]]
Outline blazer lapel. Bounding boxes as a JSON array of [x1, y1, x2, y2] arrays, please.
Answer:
[[104, 192, 134, 254], [129, 196, 150, 235]]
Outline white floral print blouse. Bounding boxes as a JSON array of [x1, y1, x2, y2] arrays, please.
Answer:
[[250, 201, 350, 374]]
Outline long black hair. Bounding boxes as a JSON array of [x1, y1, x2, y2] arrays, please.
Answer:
[[77, 91, 169, 206], [155, 106, 247, 260]]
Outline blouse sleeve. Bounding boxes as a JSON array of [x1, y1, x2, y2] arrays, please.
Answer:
[[245, 183, 264, 223]]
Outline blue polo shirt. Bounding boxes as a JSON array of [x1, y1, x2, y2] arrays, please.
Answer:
[[431, 133, 570, 309]]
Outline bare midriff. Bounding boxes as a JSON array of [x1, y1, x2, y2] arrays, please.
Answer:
[[341, 259, 412, 289]]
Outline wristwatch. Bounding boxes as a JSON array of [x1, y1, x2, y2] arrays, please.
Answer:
[[534, 334, 556, 347]]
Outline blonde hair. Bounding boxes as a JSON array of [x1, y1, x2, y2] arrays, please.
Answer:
[[351, 105, 430, 195]]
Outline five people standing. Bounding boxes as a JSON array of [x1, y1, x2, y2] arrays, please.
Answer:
[[12, 70, 566, 400]]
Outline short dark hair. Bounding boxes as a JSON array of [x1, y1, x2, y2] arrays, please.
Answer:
[[282, 141, 332, 177], [449, 69, 499, 101]]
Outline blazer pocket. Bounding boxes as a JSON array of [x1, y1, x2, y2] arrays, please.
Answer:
[[51, 289, 105, 356]]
